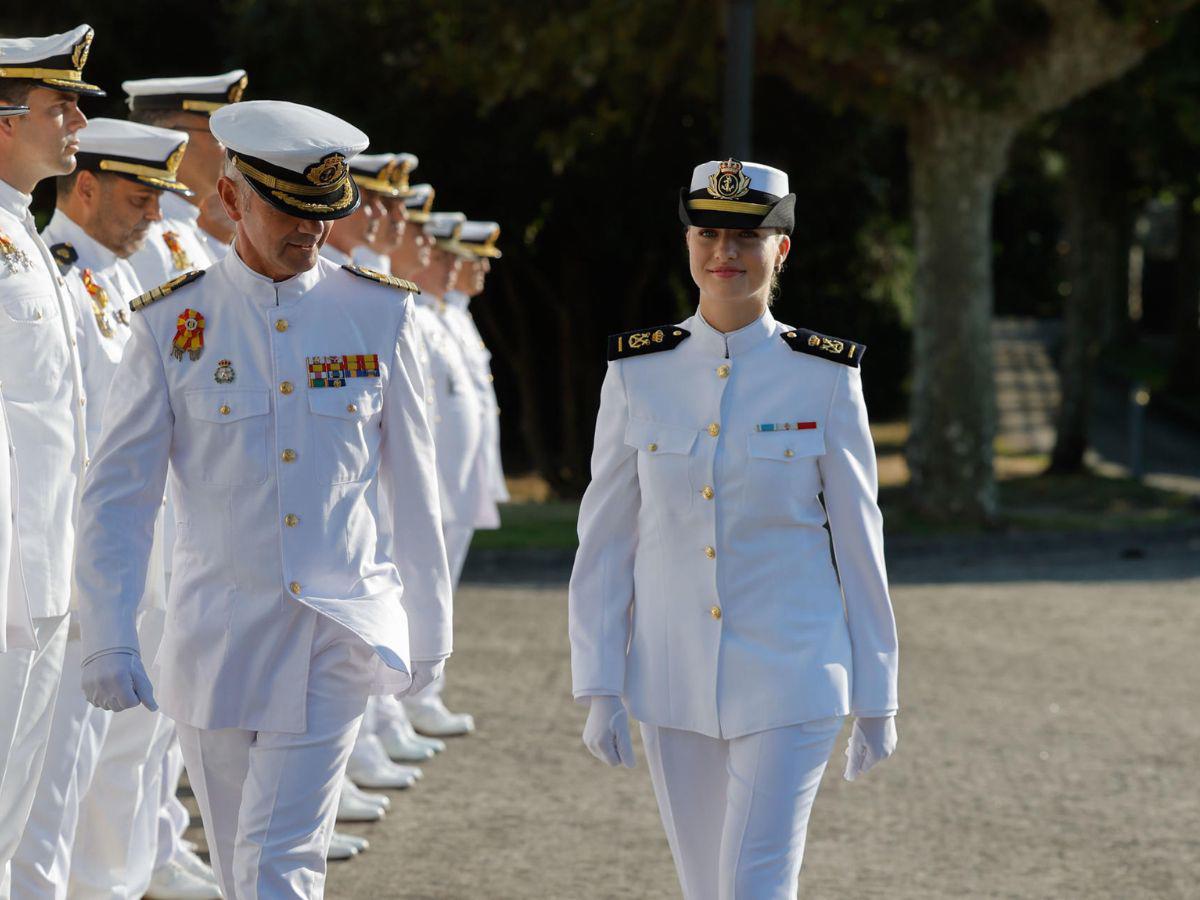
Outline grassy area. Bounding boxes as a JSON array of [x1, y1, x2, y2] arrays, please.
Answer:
[[470, 501, 581, 550]]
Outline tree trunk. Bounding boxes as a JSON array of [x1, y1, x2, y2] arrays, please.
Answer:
[[1049, 120, 1129, 473], [905, 107, 1015, 522]]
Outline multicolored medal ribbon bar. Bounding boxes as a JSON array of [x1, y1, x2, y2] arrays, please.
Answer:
[[755, 421, 817, 432], [307, 354, 381, 388]]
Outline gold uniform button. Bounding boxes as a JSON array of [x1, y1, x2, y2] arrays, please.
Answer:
[[275, 319, 289, 333], [704, 546, 716, 559], [284, 513, 299, 527], [279, 381, 294, 395], [289, 581, 301, 595], [786, 331, 797, 338], [648, 442, 658, 453], [219, 404, 231, 416], [784, 449, 795, 458], [701, 485, 714, 500], [281, 448, 297, 462], [346, 403, 358, 413], [717, 364, 731, 378], [710, 606, 722, 620], [707, 423, 720, 437]]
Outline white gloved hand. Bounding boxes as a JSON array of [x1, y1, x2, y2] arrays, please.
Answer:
[[81, 650, 158, 713], [581, 695, 635, 768], [843, 715, 897, 781], [407, 658, 446, 696]]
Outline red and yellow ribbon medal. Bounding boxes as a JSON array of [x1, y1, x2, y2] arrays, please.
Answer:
[[172, 309, 205, 361]]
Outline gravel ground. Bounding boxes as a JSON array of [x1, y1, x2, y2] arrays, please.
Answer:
[[184, 539, 1200, 898]]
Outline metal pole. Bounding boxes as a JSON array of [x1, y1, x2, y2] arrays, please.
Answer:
[[723, 0, 755, 158]]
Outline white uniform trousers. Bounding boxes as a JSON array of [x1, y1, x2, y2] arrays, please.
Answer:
[[154, 739, 189, 871], [177, 616, 373, 900], [67, 698, 173, 899], [403, 522, 472, 712], [0, 613, 70, 898], [10, 633, 110, 899], [640, 716, 843, 900]]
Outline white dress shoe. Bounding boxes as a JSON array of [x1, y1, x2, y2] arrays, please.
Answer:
[[327, 833, 359, 861], [338, 832, 370, 853], [407, 699, 476, 737], [343, 775, 390, 810], [173, 847, 220, 886], [144, 859, 223, 899], [337, 786, 386, 822], [346, 734, 422, 788], [378, 722, 436, 762]]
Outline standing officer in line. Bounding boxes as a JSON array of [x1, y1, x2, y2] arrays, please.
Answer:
[[74, 100, 452, 899], [388, 182, 435, 278], [0, 103, 30, 662], [0, 26, 96, 895], [402, 212, 481, 739], [125, 70, 248, 284], [570, 159, 899, 898], [15, 118, 219, 900], [443, 220, 508, 526], [346, 152, 416, 273], [122, 70, 250, 896]]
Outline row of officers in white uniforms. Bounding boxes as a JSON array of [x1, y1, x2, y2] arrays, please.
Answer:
[[0, 24, 507, 900]]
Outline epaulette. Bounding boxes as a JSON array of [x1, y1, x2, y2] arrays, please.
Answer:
[[129, 269, 205, 312], [342, 264, 420, 294], [49, 242, 77, 274], [607, 325, 690, 361], [781, 328, 865, 367]]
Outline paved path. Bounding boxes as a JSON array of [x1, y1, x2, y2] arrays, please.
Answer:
[[184, 538, 1200, 898]]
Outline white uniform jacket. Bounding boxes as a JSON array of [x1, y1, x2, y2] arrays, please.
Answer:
[[128, 192, 217, 290], [413, 293, 486, 528], [0, 181, 88, 625], [41, 210, 139, 450], [569, 309, 899, 739], [74, 249, 452, 733]]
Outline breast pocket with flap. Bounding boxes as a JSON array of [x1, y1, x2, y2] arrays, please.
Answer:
[[741, 427, 826, 522], [624, 417, 697, 505], [307, 386, 383, 485], [182, 388, 271, 486]]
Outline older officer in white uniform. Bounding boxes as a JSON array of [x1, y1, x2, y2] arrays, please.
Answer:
[[13, 118, 217, 900], [74, 100, 452, 899], [0, 102, 31, 662], [0, 26, 96, 896], [570, 159, 900, 899], [125, 70, 248, 285]]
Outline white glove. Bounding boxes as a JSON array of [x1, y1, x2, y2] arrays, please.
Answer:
[[843, 715, 897, 781], [581, 695, 635, 768], [407, 658, 446, 696], [81, 650, 158, 713]]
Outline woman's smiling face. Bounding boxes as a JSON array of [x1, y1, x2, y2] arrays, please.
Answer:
[[686, 226, 789, 307]]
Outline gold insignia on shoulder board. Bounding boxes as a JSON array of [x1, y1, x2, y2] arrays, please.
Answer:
[[807, 335, 820, 347]]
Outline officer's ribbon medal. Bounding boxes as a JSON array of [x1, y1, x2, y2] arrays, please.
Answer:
[[0, 230, 33, 274], [307, 354, 380, 388], [80, 268, 114, 338], [161, 231, 192, 271], [172, 309, 205, 361], [755, 421, 817, 432]]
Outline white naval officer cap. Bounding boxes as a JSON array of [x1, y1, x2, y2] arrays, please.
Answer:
[[679, 158, 795, 233], [210, 100, 369, 221], [403, 183, 435, 223], [425, 211, 465, 248], [0, 106, 28, 117], [122, 69, 248, 116], [349, 152, 405, 197], [74, 118, 193, 196], [456, 220, 502, 259], [0, 24, 105, 97]]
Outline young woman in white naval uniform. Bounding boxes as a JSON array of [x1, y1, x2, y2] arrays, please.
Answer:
[[569, 159, 900, 899]]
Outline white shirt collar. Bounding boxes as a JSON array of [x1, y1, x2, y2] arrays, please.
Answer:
[[44, 209, 119, 269], [686, 306, 777, 358], [443, 290, 470, 311], [0, 179, 34, 222], [222, 240, 324, 306]]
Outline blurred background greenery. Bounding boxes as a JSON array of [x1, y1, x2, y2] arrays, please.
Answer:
[[4, 1, 1200, 533]]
